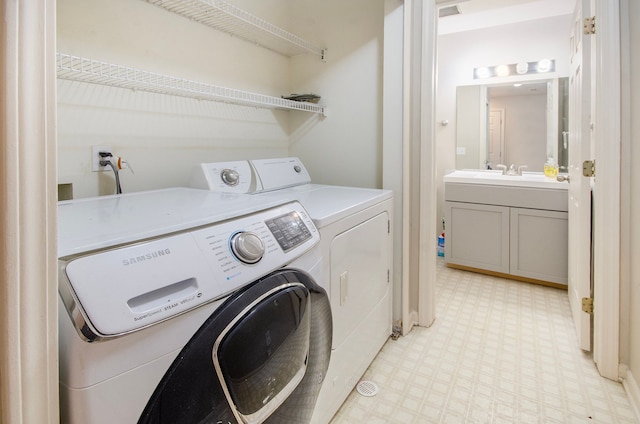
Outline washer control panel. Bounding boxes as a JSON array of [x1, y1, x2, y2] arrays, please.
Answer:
[[60, 202, 318, 339], [266, 211, 313, 252]]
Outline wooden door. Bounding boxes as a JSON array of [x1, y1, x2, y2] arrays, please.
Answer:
[[567, 0, 593, 351]]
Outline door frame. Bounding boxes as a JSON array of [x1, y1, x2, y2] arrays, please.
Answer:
[[592, 0, 621, 380], [488, 108, 505, 167], [1, 1, 59, 423], [422, 0, 622, 379]]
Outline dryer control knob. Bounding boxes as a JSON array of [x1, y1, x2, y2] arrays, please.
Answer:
[[220, 169, 240, 186], [230, 232, 264, 264]]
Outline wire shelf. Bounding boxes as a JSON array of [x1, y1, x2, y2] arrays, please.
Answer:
[[144, 0, 326, 59], [56, 53, 326, 115]]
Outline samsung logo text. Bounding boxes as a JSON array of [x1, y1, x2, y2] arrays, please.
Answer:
[[123, 249, 171, 266]]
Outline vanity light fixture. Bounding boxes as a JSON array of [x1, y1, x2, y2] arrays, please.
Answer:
[[473, 59, 555, 79]]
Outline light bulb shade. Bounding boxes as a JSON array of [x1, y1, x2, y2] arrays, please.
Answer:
[[495, 64, 510, 77], [537, 59, 553, 73], [475, 67, 491, 79], [516, 62, 529, 74]]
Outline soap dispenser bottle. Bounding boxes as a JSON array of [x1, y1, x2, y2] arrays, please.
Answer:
[[544, 157, 558, 178]]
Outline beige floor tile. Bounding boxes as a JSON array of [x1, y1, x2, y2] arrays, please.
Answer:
[[330, 258, 637, 424]]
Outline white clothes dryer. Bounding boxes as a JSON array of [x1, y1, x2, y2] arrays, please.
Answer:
[[58, 188, 332, 424], [190, 158, 394, 424]]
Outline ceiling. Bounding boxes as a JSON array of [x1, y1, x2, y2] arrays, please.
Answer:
[[437, 0, 576, 35]]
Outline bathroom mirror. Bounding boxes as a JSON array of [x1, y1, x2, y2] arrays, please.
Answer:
[[455, 77, 568, 172]]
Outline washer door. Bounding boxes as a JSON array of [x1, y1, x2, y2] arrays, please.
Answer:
[[138, 269, 331, 424]]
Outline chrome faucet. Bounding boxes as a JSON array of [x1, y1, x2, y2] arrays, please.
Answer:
[[506, 164, 518, 175], [517, 165, 528, 176], [495, 164, 507, 175]]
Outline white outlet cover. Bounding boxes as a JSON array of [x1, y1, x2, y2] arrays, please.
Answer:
[[92, 145, 112, 172], [456, 147, 466, 155]]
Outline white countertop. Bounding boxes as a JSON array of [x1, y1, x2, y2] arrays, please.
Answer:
[[444, 170, 569, 190]]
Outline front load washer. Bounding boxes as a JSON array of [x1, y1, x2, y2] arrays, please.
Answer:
[[58, 188, 331, 424], [190, 158, 393, 424]]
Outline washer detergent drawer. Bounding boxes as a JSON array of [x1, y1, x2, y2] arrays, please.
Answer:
[[63, 233, 216, 337]]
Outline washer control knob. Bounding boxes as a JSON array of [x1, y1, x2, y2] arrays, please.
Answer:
[[220, 169, 240, 186], [293, 165, 302, 173], [230, 232, 264, 264]]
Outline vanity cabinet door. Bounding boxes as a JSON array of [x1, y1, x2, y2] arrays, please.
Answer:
[[445, 202, 510, 273], [509, 208, 568, 285]]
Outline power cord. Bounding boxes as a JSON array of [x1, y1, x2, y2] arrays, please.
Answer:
[[99, 152, 123, 194]]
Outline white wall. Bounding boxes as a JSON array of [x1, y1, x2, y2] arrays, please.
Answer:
[[57, 0, 385, 198], [436, 14, 571, 232], [57, 0, 293, 197], [287, 0, 385, 189]]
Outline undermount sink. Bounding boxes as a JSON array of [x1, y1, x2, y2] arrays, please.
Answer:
[[443, 169, 568, 190]]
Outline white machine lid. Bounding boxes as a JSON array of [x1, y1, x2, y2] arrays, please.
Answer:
[[58, 188, 290, 257], [259, 184, 393, 228]]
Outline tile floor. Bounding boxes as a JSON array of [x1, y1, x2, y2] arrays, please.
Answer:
[[330, 259, 637, 423]]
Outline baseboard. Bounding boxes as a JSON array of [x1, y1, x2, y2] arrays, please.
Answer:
[[446, 263, 568, 290], [622, 367, 640, 422]]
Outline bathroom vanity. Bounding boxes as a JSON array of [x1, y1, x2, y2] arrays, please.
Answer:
[[444, 170, 569, 287]]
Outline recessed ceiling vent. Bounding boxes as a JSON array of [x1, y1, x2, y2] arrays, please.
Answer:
[[439, 5, 461, 18]]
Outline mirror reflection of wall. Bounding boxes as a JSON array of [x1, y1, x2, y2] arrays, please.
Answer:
[[455, 78, 568, 172]]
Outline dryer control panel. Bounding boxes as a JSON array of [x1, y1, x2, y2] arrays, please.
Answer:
[[189, 160, 257, 194], [60, 201, 319, 340]]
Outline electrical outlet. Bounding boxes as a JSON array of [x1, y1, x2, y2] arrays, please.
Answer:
[[92, 145, 112, 172]]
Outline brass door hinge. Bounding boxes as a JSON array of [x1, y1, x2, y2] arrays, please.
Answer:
[[584, 16, 596, 35], [582, 297, 594, 314], [583, 160, 595, 177]]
